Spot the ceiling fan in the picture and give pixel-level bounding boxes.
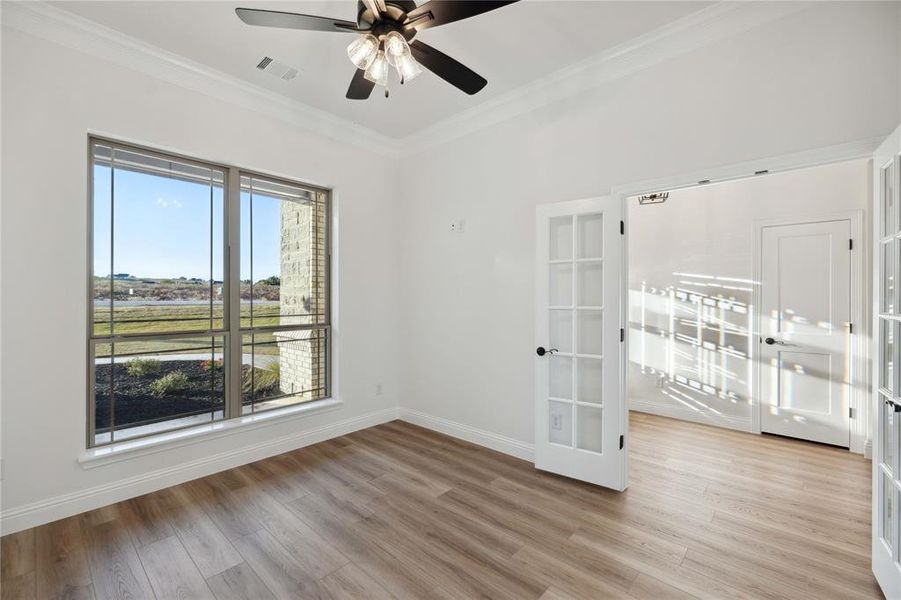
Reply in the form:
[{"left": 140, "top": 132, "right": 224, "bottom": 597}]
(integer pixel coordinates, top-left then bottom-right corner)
[{"left": 236, "top": 1, "right": 520, "bottom": 100}]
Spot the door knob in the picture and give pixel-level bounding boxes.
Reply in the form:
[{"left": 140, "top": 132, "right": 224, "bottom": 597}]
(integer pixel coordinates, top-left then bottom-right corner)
[
  {"left": 764, "top": 337, "right": 785, "bottom": 345},
  {"left": 536, "top": 346, "right": 558, "bottom": 356}
]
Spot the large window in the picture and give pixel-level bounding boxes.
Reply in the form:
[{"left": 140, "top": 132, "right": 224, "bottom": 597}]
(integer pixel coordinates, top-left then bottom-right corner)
[{"left": 89, "top": 139, "right": 330, "bottom": 447}]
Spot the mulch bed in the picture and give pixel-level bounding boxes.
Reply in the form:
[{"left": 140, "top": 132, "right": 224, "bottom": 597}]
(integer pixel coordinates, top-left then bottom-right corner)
[{"left": 94, "top": 360, "right": 276, "bottom": 431}]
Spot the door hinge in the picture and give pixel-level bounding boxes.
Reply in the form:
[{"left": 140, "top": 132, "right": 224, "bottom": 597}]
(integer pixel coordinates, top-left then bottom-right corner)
[
  {"left": 849, "top": 407, "right": 854, "bottom": 419},
  {"left": 848, "top": 323, "right": 853, "bottom": 334},
  {"left": 620, "top": 220, "right": 624, "bottom": 235},
  {"left": 619, "top": 435, "right": 624, "bottom": 450},
  {"left": 620, "top": 328, "right": 625, "bottom": 342},
  {"left": 849, "top": 238, "right": 853, "bottom": 250}
]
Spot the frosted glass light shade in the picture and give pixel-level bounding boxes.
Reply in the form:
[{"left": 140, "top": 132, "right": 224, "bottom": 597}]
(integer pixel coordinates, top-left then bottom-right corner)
[
  {"left": 384, "top": 31, "right": 409, "bottom": 59},
  {"left": 347, "top": 34, "right": 378, "bottom": 69},
  {"left": 363, "top": 50, "right": 389, "bottom": 86},
  {"left": 395, "top": 53, "right": 422, "bottom": 82}
]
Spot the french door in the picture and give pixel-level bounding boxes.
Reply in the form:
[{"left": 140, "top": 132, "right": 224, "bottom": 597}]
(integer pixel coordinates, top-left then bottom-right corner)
[
  {"left": 534, "top": 196, "right": 627, "bottom": 490},
  {"left": 875, "top": 128, "right": 901, "bottom": 598}
]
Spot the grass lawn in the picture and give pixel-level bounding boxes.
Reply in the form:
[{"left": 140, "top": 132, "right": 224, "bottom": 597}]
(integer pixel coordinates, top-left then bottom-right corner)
[{"left": 93, "top": 303, "right": 285, "bottom": 356}]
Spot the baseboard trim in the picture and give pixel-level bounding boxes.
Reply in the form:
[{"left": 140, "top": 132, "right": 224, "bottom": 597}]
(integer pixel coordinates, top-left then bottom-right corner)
[
  {"left": 398, "top": 408, "right": 534, "bottom": 462},
  {"left": 629, "top": 399, "right": 752, "bottom": 433},
  {"left": 0, "top": 407, "right": 399, "bottom": 535}
]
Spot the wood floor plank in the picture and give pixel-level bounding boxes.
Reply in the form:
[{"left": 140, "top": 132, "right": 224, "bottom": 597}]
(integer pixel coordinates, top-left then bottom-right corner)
[
  {"left": 206, "top": 562, "right": 275, "bottom": 600},
  {"left": 231, "top": 529, "right": 323, "bottom": 598},
  {"left": 113, "top": 493, "right": 175, "bottom": 549},
  {"left": 80, "top": 517, "right": 154, "bottom": 600},
  {"left": 0, "top": 413, "right": 881, "bottom": 599},
  {"left": 0, "top": 529, "right": 34, "bottom": 580},
  {"left": 628, "top": 573, "right": 699, "bottom": 600},
  {"left": 156, "top": 485, "right": 243, "bottom": 579},
  {"left": 0, "top": 573, "right": 36, "bottom": 600},
  {"left": 319, "top": 563, "right": 396, "bottom": 600},
  {"left": 137, "top": 536, "right": 212, "bottom": 600},
  {"left": 34, "top": 516, "right": 94, "bottom": 600}
]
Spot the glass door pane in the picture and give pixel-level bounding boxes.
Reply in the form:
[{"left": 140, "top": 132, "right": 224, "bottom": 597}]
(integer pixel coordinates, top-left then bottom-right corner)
[
  {"left": 884, "top": 397, "right": 895, "bottom": 472},
  {"left": 882, "top": 320, "right": 895, "bottom": 393},
  {"left": 885, "top": 162, "right": 896, "bottom": 238},
  {"left": 883, "top": 241, "right": 894, "bottom": 314}
]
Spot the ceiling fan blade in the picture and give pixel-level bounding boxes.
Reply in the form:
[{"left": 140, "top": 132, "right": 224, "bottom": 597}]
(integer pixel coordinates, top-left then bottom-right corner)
[
  {"left": 361, "top": 0, "right": 387, "bottom": 18},
  {"left": 410, "top": 40, "right": 487, "bottom": 95},
  {"left": 404, "top": 1, "right": 520, "bottom": 31},
  {"left": 346, "top": 69, "right": 376, "bottom": 100},
  {"left": 235, "top": 8, "right": 359, "bottom": 33}
]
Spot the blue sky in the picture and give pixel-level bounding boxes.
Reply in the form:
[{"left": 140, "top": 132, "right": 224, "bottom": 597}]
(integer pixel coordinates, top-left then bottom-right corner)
[{"left": 93, "top": 166, "right": 280, "bottom": 280}]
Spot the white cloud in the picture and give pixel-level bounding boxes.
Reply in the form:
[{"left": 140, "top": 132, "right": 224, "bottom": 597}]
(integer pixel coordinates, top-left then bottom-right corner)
[{"left": 156, "top": 197, "right": 183, "bottom": 209}]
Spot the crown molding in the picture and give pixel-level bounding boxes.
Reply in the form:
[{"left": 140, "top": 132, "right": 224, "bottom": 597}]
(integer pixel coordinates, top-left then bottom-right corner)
[
  {"left": 0, "top": 1, "right": 404, "bottom": 159},
  {"left": 398, "top": 1, "right": 812, "bottom": 157},
  {"left": 609, "top": 135, "right": 884, "bottom": 197}
]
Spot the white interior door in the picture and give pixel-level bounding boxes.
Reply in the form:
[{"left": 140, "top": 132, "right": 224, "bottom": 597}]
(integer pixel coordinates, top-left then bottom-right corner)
[
  {"left": 759, "top": 219, "right": 851, "bottom": 447},
  {"left": 534, "top": 196, "right": 627, "bottom": 490},
  {"left": 874, "top": 132, "right": 901, "bottom": 598}
]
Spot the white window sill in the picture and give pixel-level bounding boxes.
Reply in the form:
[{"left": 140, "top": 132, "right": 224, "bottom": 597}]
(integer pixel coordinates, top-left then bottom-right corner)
[{"left": 78, "top": 398, "right": 343, "bottom": 469}]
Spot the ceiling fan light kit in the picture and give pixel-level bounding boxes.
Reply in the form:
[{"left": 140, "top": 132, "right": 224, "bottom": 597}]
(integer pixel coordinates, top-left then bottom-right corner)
[
  {"left": 363, "top": 49, "right": 390, "bottom": 86},
  {"left": 235, "top": 1, "right": 520, "bottom": 100},
  {"left": 347, "top": 34, "right": 379, "bottom": 69}
]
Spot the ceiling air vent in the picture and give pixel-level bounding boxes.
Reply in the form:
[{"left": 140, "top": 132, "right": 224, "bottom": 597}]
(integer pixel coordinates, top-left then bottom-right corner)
[{"left": 256, "top": 56, "right": 299, "bottom": 82}]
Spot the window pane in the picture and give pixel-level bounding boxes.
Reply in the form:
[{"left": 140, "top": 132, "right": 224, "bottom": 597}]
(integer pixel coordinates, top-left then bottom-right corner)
[
  {"left": 241, "top": 329, "right": 328, "bottom": 414},
  {"left": 883, "top": 241, "right": 895, "bottom": 314},
  {"left": 240, "top": 175, "right": 327, "bottom": 328},
  {"left": 548, "top": 400, "right": 573, "bottom": 446},
  {"left": 882, "top": 319, "right": 894, "bottom": 393},
  {"left": 885, "top": 162, "right": 896, "bottom": 238},
  {"left": 884, "top": 473, "right": 894, "bottom": 549},
  {"left": 576, "top": 213, "right": 603, "bottom": 259},
  {"left": 93, "top": 336, "right": 225, "bottom": 445},
  {"left": 549, "top": 216, "right": 573, "bottom": 260},
  {"left": 93, "top": 145, "right": 113, "bottom": 336},
  {"left": 884, "top": 396, "right": 894, "bottom": 472},
  {"left": 92, "top": 144, "right": 225, "bottom": 335},
  {"left": 576, "top": 405, "right": 603, "bottom": 453}
]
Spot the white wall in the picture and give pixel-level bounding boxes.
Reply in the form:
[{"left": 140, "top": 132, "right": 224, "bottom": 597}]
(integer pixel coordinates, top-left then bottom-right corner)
[
  {"left": 0, "top": 27, "right": 402, "bottom": 530},
  {"left": 397, "top": 2, "right": 899, "bottom": 450},
  {"left": 627, "top": 159, "right": 869, "bottom": 431}
]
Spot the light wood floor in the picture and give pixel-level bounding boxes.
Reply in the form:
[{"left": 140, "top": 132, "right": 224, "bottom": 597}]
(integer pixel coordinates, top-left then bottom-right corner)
[{"left": 0, "top": 412, "right": 882, "bottom": 599}]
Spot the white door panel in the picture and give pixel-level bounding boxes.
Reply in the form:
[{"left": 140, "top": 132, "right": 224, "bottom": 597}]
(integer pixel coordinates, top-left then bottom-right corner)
[
  {"left": 759, "top": 220, "right": 851, "bottom": 447},
  {"left": 875, "top": 137, "right": 901, "bottom": 598},
  {"left": 535, "top": 196, "right": 626, "bottom": 490}
]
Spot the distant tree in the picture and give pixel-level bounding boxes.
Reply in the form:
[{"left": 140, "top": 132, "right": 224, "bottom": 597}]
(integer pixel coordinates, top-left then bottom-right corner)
[{"left": 258, "top": 275, "right": 280, "bottom": 286}]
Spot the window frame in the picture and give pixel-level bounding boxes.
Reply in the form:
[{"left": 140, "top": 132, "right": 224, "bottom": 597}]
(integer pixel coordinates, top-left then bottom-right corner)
[{"left": 86, "top": 136, "right": 332, "bottom": 448}]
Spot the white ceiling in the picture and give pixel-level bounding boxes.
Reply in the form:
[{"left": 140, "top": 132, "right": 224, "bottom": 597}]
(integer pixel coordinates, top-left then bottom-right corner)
[{"left": 51, "top": 1, "right": 710, "bottom": 138}]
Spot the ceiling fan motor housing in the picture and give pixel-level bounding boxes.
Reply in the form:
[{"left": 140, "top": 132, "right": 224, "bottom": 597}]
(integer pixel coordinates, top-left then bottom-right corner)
[{"left": 357, "top": 0, "right": 419, "bottom": 40}]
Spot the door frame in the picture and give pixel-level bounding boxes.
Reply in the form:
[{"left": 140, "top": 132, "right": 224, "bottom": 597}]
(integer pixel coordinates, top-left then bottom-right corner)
[
  {"left": 534, "top": 195, "right": 630, "bottom": 491},
  {"left": 750, "top": 210, "right": 866, "bottom": 453}
]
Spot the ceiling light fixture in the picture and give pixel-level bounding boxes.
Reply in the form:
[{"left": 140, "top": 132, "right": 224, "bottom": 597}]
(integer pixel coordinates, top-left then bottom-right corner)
[
  {"left": 350, "top": 30, "right": 422, "bottom": 89},
  {"left": 236, "top": 1, "right": 524, "bottom": 101},
  {"left": 347, "top": 34, "right": 379, "bottom": 70},
  {"left": 363, "top": 48, "right": 389, "bottom": 87}
]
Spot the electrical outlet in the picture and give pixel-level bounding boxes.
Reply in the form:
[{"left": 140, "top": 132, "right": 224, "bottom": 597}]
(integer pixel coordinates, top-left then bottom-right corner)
[
  {"left": 551, "top": 414, "right": 562, "bottom": 430},
  {"left": 450, "top": 219, "right": 466, "bottom": 234}
]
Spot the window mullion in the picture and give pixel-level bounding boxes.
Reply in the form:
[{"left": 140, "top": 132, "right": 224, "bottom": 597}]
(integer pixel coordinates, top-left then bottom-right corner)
[{"left": 226, "top": 167, "right": 243, "bottom": 420}]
